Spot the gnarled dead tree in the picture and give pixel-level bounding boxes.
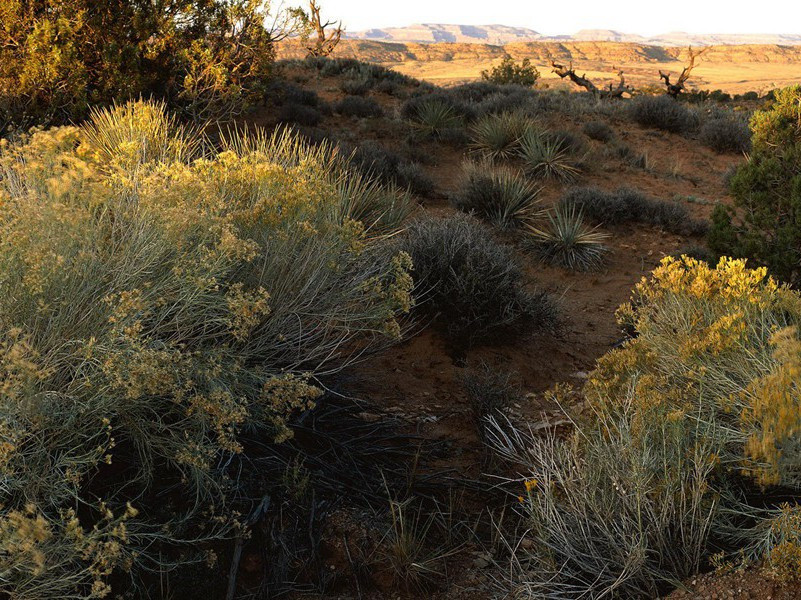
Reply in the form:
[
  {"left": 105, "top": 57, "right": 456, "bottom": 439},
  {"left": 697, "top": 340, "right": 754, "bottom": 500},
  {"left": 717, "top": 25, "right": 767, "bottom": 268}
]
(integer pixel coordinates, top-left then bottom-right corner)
[
  {"left": 551, "top": 61, "right": 633, "bottom": 98},
  {"left": 659, "top": 46, "right": 708, "bottom": 97},
  {"left": 306, "top": 1, "right": 343, "bottom": 57}
]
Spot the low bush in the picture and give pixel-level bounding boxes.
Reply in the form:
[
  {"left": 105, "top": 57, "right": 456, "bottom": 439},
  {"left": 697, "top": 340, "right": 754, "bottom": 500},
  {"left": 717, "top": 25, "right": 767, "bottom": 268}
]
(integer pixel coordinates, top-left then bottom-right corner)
[
  {"left": 630, "top": 95, "right": 699, "bottom": 133},
  {"left": 335, "top": 95, "right": 383, "bottom": 118},
  {"left": 583, "top": 120, "right": 614, "bottom": 142},
  {"left": 494, "top": 256, "right": 801, "bottom": 597},
  {"left": 451, "top": 161, "right": 543, "bottom": 228},
  {"left": 699, "top": 117, "right": 752, "bottom": 153},
  {"left": 400, "top": 214, "right": 556, "bottom": 345},
  {"left": 0, "top": 101, "right": 413, "bottom": 597},
  {"left": 347, "top": 141, "right": 435, "bottom": 197},
  {"left": 561, "top": 187, "right": 708, "bottom": 236},
  {"left": 341, "top": 77, "right": 373, "bottom": 96},
  {"left": 278, "top": 103, "right": 323, "bottom": 126},
  {"left": 401, "top": 92, "right": 476, "bottom": 123},
  {"left": 527, "top": 205, "right": 609, "bottom": 271},
  {"left": 544, "top": 128, "right": 586, "bottom": 155}
]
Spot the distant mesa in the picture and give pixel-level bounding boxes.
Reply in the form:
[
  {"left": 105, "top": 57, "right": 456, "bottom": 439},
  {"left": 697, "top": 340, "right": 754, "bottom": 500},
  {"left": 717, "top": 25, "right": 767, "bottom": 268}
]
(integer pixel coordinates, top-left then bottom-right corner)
[{"left": 344, "top": 24, "right": 801, "bottom": 46}]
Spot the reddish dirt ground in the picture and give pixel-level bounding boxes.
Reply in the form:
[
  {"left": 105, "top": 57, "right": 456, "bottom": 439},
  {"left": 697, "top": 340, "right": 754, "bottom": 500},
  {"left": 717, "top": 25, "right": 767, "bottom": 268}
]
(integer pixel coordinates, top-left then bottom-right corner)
[{"left": 250, "top": 66, "right": 796, "bottom": 599}]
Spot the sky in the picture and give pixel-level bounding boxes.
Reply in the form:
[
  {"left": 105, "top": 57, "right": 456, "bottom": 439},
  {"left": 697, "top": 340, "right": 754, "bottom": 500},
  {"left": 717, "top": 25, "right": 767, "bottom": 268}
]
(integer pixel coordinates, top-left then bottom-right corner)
[{"left": 311, "top": 0, "right": 801, "bottom": 36}]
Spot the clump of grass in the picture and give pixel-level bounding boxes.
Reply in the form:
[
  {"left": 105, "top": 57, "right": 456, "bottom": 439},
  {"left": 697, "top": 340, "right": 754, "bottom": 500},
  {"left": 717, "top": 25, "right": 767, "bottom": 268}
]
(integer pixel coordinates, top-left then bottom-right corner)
[
  {"left": 468, "top": 112, "right": 532, "bottom": 160},
  {"left": 527, "top": 205, "right": 609, "bottom": 270},
  {"left": 462, "top": 363, "right": 521, "bottom": 441},
  {"left": 629, "top": 95, "right": 699, "bottom": 133},
  {"left": 451, "top": 161, "right": 543, "bottom": 228},
  {"left": 518, "top": 131, "right": 581, "bottom": 182},
  {"left": 560, "top": 186, "right": 708, "bottom": 236},
  {"left": 400, "top": 214, "right": 557, "bottom": 345},
  {"left": 699, "top": 116, "right": 752, "bottom": 153}
]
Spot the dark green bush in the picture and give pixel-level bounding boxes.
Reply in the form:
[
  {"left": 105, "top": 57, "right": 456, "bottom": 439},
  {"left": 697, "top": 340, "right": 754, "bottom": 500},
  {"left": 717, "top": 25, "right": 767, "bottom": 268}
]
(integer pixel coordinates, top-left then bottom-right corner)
[
  {"left": 561, "top": 187, "right": 708, "bottom": 236},
  {"left": 708, "top": 85, "right": 801, "bottom": 284},
  {"left": 481, "top": 56, "right": 540, "bottom": 87},
  {"left": 630, "top": 95, "right": 699, "bottom": 133},
  {"left": 401, "top": 214, "right": 556, "bottom": 344},
  {"left": 699, "top": 117, "right": 751, "bottom": 153},
  {"left": 335, "top": 95, "right": 383, "bottom": 118},
  {"left": 0, "top": 0, "right": 286, "bottom": 129}
]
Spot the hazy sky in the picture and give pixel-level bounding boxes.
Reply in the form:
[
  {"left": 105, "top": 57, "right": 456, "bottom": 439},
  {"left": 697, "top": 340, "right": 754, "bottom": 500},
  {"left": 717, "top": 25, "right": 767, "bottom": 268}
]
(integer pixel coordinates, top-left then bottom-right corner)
[{"left": 312, "top": 0, "right": 801, "bottom": 36}]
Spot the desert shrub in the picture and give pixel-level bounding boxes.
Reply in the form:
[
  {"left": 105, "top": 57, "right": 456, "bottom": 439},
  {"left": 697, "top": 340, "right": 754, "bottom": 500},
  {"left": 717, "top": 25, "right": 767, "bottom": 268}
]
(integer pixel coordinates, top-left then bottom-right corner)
[
  {"left": 448, "top": 81, "right": 508, "bottom": 103},
  {"left": 462, "top": 363, "right": 521, "bottom": 441},
  {"left": 699, "top": 117, "right": 752, "bottom": 153},
  {"left": 340, "top": 77, "right": 372, "bottom": 96},
  {"left": 494, "top": 256, "right": 801, "bottom": 597},
  {"left": 278, "top": 103, "right": 323, "bottom": 126},
  {"left": 630, "top": 95, "right": 699, "bottom": 133},
  {"left": 0, "top": 0, "right": 290, "bottom": 129},
  {"left": 347, "top": 141, "right": 434, "bottom": 197},
  {"left": 708, "top": 85, "right": 801, "bottom": 285},
  {"left": 401, "top": 92, "right": 475, "bottom": 123},
  {"left": 451, "top": 161, "right": 543, "bottom": 228},
  {"left": 400, "top": 214, "right": 556, "bottom": 344},
  {"left": 270, "top": 80, "right": 322, "bottom": 107},
  {"left": 583, "top": 120, "right": 614, "bottom": 142},
  {"left": 527, "top": 205, "right": 609, "bottom": 270},
  {"left": 0, "top": 100, "right": 413, "bottom": 598},
  {"left": 561, "top": 186, "right": 708, "bottom": 236},
  {"left": 468, "top": 112, "right": 533, "bottom": 160},
  {"left": 481, "top": 57, "right": 540, "bottom": 87},
  {"left": 518, "top": 131, "right": 581, "bottom": 182},
  {"left": 335, "top": 95, "right": 383, "bottom": 118},
  {"left": 475, "top": 89, "right": 535, "bottom": 116}
]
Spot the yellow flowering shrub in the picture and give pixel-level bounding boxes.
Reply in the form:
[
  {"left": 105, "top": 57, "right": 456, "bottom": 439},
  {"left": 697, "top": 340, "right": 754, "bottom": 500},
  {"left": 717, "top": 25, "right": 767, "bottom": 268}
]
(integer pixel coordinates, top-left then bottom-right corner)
[
  {"left": 593, "top": 255, "right": 801, "bottom": 486},
  {"left": 0, "top": 101, "right": 412, "bottom": 597},
  {"left": 506, "top": 255, "right": 801, "bottom": 597}
]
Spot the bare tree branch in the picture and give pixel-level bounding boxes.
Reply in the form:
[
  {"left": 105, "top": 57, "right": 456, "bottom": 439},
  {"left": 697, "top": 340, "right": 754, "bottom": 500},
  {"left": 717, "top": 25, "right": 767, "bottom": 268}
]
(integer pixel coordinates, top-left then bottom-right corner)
[
  {"left": 306, "top": 1, "right": 343, "bottom": 57},
  {"left": 551, "top": 61, "right": 632, "bottom": 98},
  {"left": 659, "top": 45, "right": 709, "bottom": 97}
]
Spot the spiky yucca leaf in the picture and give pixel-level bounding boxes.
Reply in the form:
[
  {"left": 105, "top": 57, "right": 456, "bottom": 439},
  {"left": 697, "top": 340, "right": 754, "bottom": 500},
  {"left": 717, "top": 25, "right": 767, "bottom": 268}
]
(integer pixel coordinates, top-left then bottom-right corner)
[
  {"left": 452, "top": 161, "right": 543, "bottom": 228},
  {"left": 518, "top": 131, "right": 581, "bottom": 182},
  {"left": 469, "top": 112, "right": 534, "bottom": 161},
  {"left": 528, "top": 205, "right": 609, "bottom": 270},
  {"left": 409, "top": 99, "right": 461, "bottom": 138}
]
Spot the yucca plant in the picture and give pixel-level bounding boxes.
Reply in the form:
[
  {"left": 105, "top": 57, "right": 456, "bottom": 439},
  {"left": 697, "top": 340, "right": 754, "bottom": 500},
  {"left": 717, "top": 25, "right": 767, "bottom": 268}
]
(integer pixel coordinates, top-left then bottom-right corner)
[
  {"left": 452, "top": 161, "right": 543, "bottom": 228},
  {"left": 409, "top": 99, "right": 461, "bottom": 139},
  {"left": 518, "top": 130, "right": 581, "bottom": 182},
  {"left": 528, "top": 205, "right": 609, "bottom": 270},
  {"left": 469, "top": 112, "right": 534, "bottom": 161}
]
